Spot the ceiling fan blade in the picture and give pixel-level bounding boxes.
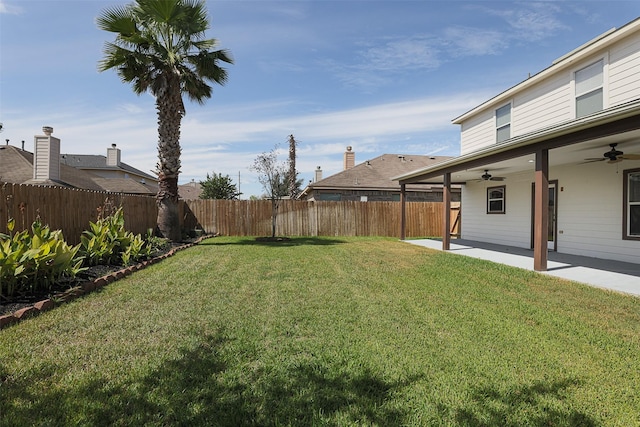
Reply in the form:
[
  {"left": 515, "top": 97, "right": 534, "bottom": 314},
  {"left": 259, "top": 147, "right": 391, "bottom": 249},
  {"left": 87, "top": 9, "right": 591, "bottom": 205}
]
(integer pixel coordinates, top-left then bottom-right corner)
[
  {"left": 621, "top": 154, "right": 640, "bottom": 160},
  {"left": 582, "top": 158, "right": 605, "bottom": 163},
  {"left": 608, "top": 158, "right": 624, "bottom": 164},
  {"left": 490, "top": 177, "right": 506, "bottom": 181}
]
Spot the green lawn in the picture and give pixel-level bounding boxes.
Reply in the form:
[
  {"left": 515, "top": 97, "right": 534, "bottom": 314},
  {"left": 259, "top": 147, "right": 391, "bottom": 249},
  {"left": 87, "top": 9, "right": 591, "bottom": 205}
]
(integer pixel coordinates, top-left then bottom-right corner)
[{"left": 1, "top": 236, "right": 639, "bottom": 426}]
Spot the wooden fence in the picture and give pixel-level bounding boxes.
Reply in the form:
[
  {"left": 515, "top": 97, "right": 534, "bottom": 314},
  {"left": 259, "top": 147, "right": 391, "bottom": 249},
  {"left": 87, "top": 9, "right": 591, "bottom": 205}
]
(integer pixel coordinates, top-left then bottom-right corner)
[
  {"left": 182, "top": 199, "right": 460, "bottom": 238},
  {"left": 0, "top": 183, "right": 157, "bottom": 244},
  {"left": 0, "top": 183, "right": 459, "bottom": 241}
]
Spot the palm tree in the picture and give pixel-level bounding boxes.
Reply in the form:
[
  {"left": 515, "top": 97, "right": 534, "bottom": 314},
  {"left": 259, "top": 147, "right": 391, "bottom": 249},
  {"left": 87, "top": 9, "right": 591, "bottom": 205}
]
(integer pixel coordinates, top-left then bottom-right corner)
[{"left": 97, "top": 0, "right": 232, "bottom": 241}]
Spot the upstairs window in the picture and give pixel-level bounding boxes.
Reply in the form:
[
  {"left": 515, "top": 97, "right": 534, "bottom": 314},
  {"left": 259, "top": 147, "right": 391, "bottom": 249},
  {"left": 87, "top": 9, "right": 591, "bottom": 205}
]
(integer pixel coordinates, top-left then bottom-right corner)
[
  {"left": 575, "top": 59, "right": 603, "bottom": 118},
  {"left": 487, "top": 186, "right": 505, "bottom": 214},
  {"left": 624, "top": 169, "right": 640, "bottom": 240},
  {"left": 496, "top": 103, "right": 511, "bottom": 143}
]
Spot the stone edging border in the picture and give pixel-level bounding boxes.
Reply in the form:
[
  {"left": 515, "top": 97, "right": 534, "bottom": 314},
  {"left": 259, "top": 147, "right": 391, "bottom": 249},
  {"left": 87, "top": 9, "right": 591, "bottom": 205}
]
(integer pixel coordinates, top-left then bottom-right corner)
[{"left": 0, "top": 235, "right": 211, "bottom": 330}]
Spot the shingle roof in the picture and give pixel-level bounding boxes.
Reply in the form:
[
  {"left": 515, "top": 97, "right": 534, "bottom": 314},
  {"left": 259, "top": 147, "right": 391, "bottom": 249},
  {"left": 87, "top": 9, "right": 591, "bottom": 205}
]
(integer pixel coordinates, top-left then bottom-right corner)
[
  {"left": 309, "top": 154, "right": 453, "bottom": 191},
  {"left": 60, "top": 154, "right": 156, "bottom": 181},
  {"left": 0, "top": 145, "right": 155, "bottom": 194},
  {"left": 178, "top": 182, "right": 202, "bottom": 200}
]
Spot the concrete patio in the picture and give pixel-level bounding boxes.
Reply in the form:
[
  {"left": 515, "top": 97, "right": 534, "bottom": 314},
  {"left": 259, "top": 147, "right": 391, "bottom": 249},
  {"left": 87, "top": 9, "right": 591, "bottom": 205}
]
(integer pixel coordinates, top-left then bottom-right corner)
[{"left": 404, "top": 238, "right": 640, "bottom": 297}]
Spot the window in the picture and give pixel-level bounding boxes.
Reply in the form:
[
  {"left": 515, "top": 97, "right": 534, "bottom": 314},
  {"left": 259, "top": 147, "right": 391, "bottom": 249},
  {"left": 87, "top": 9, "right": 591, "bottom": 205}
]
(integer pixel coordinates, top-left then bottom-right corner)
[
  {"left": 496, "top": 103, "right": 511, "bottom": 143},
  {"left": 487, "top": 186, "right": 505, "bottom": 214},
  {"left": 575, "top": 60, "right": 603, "bottom": 118},
  {"left": 624, "top": 169, "right": 640, "bottom": 240}
]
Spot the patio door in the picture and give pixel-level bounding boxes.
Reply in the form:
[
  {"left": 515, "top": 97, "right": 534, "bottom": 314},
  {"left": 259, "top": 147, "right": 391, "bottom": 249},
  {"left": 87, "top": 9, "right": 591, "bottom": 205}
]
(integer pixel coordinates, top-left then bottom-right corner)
[{"left": 531, "top": 180, "right": 558, "bottom": 252}]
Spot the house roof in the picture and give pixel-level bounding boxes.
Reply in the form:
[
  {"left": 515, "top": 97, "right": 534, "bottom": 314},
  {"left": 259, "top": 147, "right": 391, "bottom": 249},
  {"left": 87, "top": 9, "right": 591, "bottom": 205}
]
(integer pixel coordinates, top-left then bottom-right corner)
[
  {"left": 0, "top": 144, "right": 156, "bottom": 194},
  {"left": 305, "top": 154, "right": 454, "bottom": 193},
  {"left": 452, "top": 16, "right": 640, "bottom": 124},
  {"left": 178, "top": 182, "right": 202, "bottom": 200},
  {"left": 60, "top": 154, "right": 157, "bottom": 181}
]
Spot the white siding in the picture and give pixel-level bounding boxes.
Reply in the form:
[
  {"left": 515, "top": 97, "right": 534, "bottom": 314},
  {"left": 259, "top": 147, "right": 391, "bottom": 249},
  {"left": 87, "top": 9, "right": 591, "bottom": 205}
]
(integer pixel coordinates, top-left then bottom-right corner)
[
  {"left": 609, "top": 32, "right": 640, "bottom": 106},
  {"left": 512, "top": 73, "right": 572, "bottom": 135},
  {"left": 461, "top": 161, "right": 640, "bottom": 264},
  {"left": 460, "top": 110, "right": 494, "bottom": 155},
  {"left": 459, "top": 29, "right": 640, "bottom": 153},
  {"left": 461, "top": 172, "right": 533, "bottom": 249}
]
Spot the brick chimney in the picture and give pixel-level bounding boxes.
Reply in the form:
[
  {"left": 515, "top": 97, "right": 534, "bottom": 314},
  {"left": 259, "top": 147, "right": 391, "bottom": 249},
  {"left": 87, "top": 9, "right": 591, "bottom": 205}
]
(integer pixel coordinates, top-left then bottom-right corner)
[
  {"left": 343, "top": 146, "right": 355, "bottom": 170},
  {"left": 314, "top": 166, "right": 323, "bottom": 182},
  {"left": 33, "top": 126, "right": 61, "bottom": 181},
  {"left": 107, "top": 143, "right": 121, "bottom": 167}
]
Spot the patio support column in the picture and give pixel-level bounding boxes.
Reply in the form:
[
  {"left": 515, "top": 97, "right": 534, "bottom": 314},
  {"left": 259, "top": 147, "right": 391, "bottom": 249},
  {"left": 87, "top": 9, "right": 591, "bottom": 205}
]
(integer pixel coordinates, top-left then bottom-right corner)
[
  {"left": 534, "top": 149, "right": 549, "bottom": 271},
  {"left": 443, "top": 172, "right": 451, "bottom": 250},
  {"left": 400, "top": 183, "right": 406, "bottom": 240}
]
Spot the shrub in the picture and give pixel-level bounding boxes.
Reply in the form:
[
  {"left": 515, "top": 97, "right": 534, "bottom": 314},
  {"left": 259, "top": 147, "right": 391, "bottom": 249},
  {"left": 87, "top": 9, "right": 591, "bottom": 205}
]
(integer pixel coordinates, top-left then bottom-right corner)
[
  {"left": 0, "top": 218, "right": 83, "bottom": 299},
  {"left": 80, "top": 209, "right": 170, "bottom": 266}
]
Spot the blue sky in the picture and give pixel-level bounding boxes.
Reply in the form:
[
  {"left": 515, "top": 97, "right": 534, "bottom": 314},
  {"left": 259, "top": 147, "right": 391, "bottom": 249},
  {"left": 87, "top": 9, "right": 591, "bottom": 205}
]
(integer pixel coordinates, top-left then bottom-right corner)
[{"left": 1, "top": 1, "right": 639, "bottom": 198}]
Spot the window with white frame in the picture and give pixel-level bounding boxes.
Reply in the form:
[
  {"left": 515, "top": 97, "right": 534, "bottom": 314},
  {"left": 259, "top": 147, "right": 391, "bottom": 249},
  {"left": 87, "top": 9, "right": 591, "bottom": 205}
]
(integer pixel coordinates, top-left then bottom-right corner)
[
  {"left": 575, "top": 59, "right": 603, "bottom": 118},
  {"left": 624, "top": 169, "right": 640, "bottom": 240},
  {"left": 496, "top": 103, "right": 511, "bottom": 143},
  {"left": 487, "top": 186, "right": 505, "bottom": 214}
]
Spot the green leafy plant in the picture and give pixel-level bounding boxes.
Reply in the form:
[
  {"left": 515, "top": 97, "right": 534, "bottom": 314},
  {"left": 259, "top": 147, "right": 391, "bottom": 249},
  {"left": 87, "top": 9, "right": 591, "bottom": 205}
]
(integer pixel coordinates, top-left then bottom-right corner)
[
  {"left": 79, "top": 207, "right": 134, "bottom": 266},
  {"left": 80, "top": 209, "right": 170, "bottom": 267},
  {"left": 0, "top": 218, "right": 83, "bottom": 299}
]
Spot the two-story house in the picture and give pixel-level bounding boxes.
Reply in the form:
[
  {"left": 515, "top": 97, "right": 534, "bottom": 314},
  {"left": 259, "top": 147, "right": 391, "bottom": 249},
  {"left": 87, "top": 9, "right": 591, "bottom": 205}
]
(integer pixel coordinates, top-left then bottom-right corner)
[{"left": 395, "top": 17, "right": 640, "bottom": 271}]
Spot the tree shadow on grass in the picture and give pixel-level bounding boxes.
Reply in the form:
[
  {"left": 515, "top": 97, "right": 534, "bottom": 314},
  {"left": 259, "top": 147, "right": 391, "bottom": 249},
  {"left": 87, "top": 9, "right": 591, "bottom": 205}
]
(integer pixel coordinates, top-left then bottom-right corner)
[
  {"left": 1, "top": 329, "right": 416, "bottom": 426},
  {"left": 444, "top": 378, "right": 598, "bottom": 426},
  {"left": 200, "top": 236, "right": 347, "bottom": 247}
]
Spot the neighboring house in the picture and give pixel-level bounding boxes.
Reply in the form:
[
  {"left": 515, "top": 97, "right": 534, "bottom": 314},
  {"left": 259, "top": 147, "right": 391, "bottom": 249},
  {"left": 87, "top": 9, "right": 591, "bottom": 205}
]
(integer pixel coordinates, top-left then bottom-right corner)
[
  {"left": 178, "top": 180, "right": 203, "bottom": 200},
  {"left": 395, "top": 17, "right": 640, "bottom": 271},
  {"left": 298, "top": 146, "right": 459, "bottom": 202},
  {"left": 0, "top": 127, "right": 158, "bottom": 195}
]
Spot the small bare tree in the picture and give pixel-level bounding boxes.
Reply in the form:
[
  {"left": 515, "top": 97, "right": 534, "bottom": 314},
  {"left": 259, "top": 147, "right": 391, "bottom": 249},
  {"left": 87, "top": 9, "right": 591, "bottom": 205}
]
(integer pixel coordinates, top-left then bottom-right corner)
[{"left": 250, "top": 146, "right": 288, "bottom": 238}]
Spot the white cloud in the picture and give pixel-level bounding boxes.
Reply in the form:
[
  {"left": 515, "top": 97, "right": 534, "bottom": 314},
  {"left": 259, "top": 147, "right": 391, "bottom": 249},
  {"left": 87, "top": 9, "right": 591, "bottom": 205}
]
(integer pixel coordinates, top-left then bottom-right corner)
[
  {"left": 485, "top": 2, "right": 568, "bottom": 42},
  {"left": 359, "top": 36, "right": 441, "bottom": 72},
  {"left": 0, "top": 0, "right": 23, "bottom": 14},
  {"left": 443, "top": 26, "right": 507, "bottom": 57}
]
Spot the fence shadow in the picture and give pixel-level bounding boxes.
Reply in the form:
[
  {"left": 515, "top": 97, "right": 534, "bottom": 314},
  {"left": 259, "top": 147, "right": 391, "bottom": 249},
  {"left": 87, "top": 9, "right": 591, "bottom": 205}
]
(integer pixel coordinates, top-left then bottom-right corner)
[
  {"left": 199, "top": 236, "right": 347, "bottom": 247},
  {"left": 1, "top": 329, "right": 418, "bottom": 425}
]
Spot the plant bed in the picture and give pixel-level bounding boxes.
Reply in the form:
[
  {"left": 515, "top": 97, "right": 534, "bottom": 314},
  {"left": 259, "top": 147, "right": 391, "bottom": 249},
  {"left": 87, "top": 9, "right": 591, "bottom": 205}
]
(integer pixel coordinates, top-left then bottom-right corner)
[{"left": 0, "top": 238, "right": 203, "bottom": 324}]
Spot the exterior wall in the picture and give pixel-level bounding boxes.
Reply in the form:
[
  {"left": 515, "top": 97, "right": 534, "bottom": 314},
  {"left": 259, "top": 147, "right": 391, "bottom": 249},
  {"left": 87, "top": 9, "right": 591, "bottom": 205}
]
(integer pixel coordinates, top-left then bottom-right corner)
[
  {"left": 461, "top": 171, "right": 533, "bottom": 248},
  {"left": 609, "top": 32, "right": 640, "bottom": 105},
  {"left": 461, "top": 161, "right": 640, "bottom": 264},
  {"left": 513, "top": 73, "right": 572, "bottom": 136},
  {"left": 460, "top": 111, "right": 494, "bottom": 155},
  {"left": 459, "top": 31, "right": 640, "bottom": 154}
]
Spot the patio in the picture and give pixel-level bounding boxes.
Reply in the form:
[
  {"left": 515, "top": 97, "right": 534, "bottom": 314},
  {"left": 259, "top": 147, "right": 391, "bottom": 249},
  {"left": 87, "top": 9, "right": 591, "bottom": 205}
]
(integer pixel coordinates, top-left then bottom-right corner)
[{"left": 405, "top": 238, "right": 640, "bottom": 297}]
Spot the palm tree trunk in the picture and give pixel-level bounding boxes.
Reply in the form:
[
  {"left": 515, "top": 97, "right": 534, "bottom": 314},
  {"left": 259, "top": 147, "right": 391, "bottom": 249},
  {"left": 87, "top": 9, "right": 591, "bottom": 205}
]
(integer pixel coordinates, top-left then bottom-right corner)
[{"left": 155, "top": 74, "right": 183, "bottom": 242}]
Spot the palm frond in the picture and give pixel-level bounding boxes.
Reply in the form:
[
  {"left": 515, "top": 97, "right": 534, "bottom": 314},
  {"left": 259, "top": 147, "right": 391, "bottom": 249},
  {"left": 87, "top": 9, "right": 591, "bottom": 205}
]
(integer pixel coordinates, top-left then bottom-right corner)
[{"left": 96, "top": 5, "right": 137, "bottom": 36}]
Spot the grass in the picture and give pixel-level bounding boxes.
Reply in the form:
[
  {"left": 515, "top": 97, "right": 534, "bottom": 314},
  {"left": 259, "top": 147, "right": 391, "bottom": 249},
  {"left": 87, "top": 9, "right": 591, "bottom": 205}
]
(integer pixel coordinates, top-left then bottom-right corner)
[{"left": 1, "top": 236, "right": 639, "bottom": 426}]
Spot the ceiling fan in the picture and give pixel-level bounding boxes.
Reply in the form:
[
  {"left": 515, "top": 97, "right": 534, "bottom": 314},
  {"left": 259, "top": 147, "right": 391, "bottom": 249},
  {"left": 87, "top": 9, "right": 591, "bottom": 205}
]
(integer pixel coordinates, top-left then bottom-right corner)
[
  {"left": 584, "top": 143, "right": 640, "bottom": 163},
  {"left": 472, "top": 170, "right": 505, "bottom": 182}
]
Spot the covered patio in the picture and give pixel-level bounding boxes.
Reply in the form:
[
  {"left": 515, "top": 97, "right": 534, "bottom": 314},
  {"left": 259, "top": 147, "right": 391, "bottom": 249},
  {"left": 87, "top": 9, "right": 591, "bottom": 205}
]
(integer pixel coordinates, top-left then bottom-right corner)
[
  {"left": 395, "top": 100, "right": 640, "bottom": 272},
  {"left": 405, "top": 238, "right": 640, "bottom": 297}
]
